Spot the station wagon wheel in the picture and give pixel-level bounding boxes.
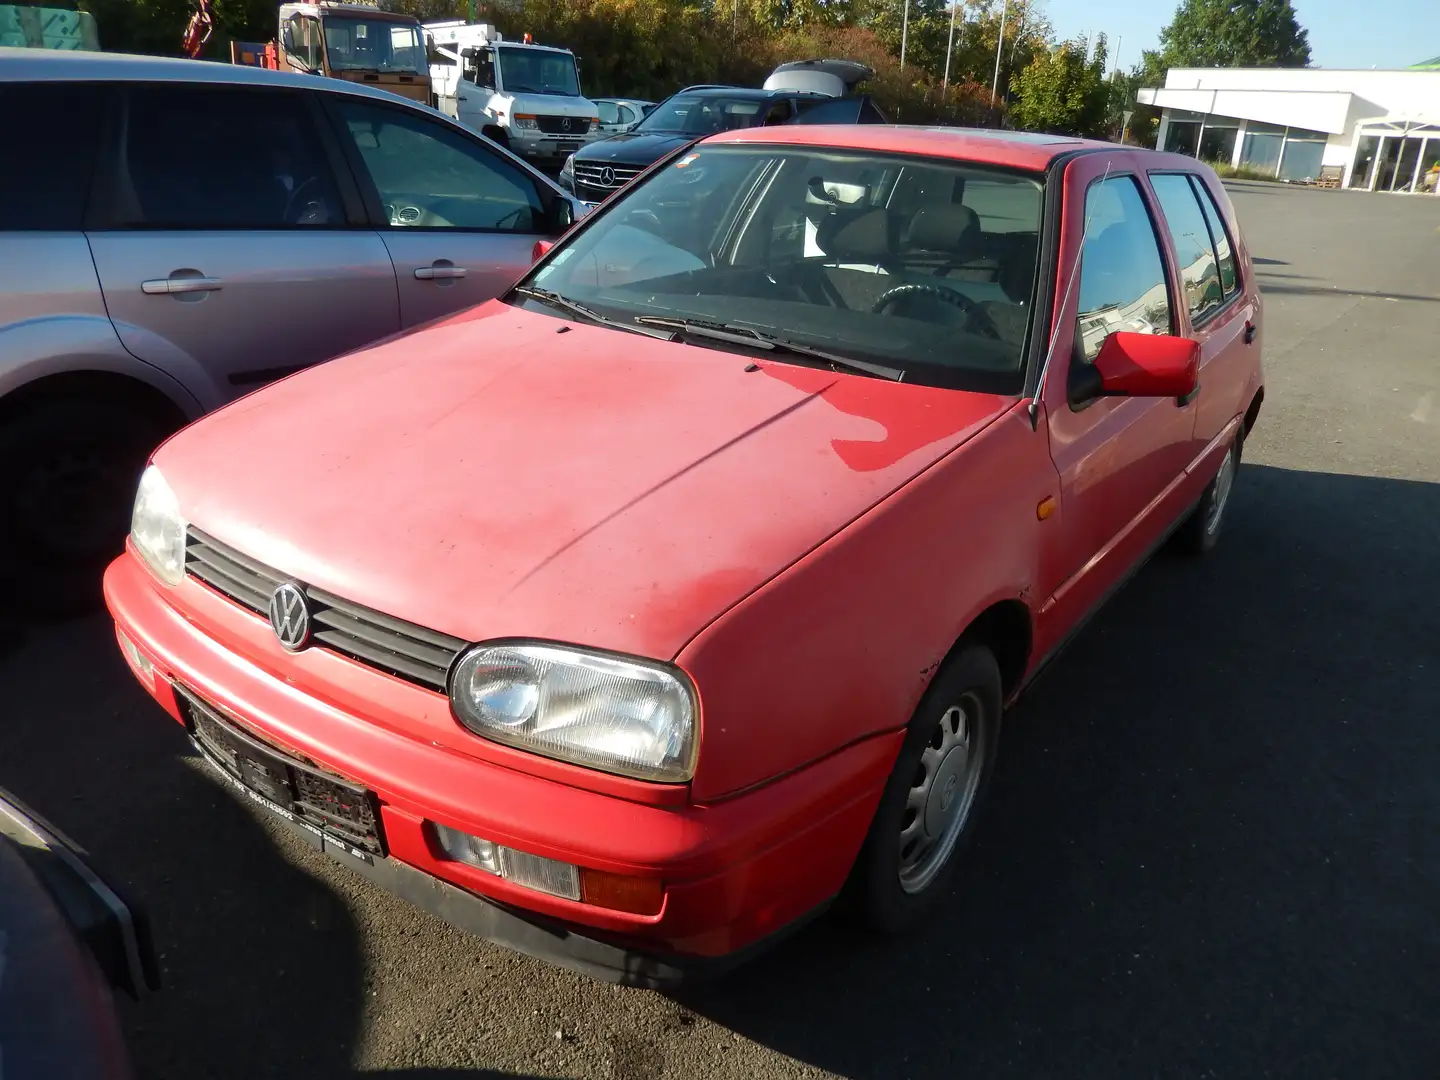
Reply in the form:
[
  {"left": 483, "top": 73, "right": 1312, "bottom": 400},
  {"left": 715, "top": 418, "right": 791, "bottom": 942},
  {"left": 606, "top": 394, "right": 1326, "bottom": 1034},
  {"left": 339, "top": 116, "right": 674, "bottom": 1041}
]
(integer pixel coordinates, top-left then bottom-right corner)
[
  {"left": 845, "top": 643, "right": 1002, "bottom": 934},
  {"left": 1174, "top": 426, "right": 1243, "bottom": 556}
]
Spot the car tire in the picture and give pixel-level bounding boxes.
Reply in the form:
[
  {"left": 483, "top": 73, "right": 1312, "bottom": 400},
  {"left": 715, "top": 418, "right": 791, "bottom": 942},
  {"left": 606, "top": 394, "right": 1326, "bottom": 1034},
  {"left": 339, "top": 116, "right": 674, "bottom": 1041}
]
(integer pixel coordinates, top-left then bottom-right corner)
[
  {"left": 0, "top": 398, "right": 167, "bottom": 616},
  {"left": 844, "top": 643, "right": 1003, "bottom": 935},
  {"left": 1173, "top": 426, "right": 1243, "bottom": 557}
]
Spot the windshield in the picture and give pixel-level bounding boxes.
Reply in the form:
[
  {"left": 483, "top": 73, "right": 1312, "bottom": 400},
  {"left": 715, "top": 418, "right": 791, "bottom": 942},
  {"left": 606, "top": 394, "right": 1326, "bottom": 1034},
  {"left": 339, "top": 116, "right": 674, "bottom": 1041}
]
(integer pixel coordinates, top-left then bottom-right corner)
[
  {"left": 523, "top": 146, "right": 1045, "bottom": 392},
  {"left": 496, "top": 46, "right": 580, "bottom": 96},
  {"left": 635, "top": 95, "right": 768, "bottom": 136},
  {"left": 323, "top": 17, "right": 426, "bottom": 76}
]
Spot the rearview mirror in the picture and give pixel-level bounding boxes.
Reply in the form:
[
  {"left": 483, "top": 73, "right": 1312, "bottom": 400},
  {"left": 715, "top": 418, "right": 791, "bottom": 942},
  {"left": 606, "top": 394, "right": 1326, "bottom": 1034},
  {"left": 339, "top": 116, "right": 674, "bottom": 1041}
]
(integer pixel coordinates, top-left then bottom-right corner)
[
  {"left": 549, "top": 198, "right": 576, "bottom": 234},
  {"left": 1073, "top": 332, "right": 1199, "bottom": 404}
]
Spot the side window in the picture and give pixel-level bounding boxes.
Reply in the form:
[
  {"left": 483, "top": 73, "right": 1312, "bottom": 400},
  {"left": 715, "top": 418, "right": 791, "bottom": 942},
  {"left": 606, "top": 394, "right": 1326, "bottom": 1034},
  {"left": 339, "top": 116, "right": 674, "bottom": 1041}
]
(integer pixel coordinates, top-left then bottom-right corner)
[
  {"left": 619, "top": 104, "right": 638, "bottom": 126},
  {"left": 1075, "top": 176, "right": 1173, "bottom": 363},
  {"left": 0, "top": 82, "right": 103, "bottom": 230},
  {"left": 113, "top": 86, "right": 343, "bottom": 228},
  {"left": 334, "top": 99, "right": 544, "bottom": 232},
  {"left": 285, "top": 14, "right": 321, "bottom": 70},
  {"left": 1190, "top": 177, "right": 1239, "bottom": 300},
  {"left": 596, "top": 100, "right": 619, "bottom": 126},
  {"left": 1149, "top": 173, "right": 1223, "bottom": 324}
]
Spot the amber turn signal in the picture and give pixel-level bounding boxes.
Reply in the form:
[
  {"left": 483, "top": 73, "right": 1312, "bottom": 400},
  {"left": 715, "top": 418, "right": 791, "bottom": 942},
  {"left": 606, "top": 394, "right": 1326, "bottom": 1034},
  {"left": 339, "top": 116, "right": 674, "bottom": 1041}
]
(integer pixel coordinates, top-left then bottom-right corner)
[
  {"left": 1036, "top": 495, "right": 1057, "bottom": 521},
  {"left": 580, "top": 869, "right": 664, "bottom": 915}
]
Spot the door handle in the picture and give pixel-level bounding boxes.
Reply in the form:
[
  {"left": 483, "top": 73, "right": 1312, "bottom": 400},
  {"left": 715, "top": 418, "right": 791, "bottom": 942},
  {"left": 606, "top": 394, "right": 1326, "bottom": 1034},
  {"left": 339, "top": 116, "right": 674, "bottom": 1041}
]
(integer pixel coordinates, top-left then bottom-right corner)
[
  {"left": 142, "top": 276, "right": 223, "bottom": 295},
  {"left": 1177, "top": 384, "right": 1201, "bottom": 407},
  {"left": 1243, "top": 321, "right": 1257, "bottom": 345},
  {"left": 414, "top": 265, "right": 467, "bottom": 280}
]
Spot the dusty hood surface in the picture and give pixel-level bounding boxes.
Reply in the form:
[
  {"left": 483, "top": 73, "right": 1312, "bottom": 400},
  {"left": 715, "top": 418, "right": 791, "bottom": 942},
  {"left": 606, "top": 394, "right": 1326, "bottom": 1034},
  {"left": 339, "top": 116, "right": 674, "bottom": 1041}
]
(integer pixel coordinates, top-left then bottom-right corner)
[{"left": 157, "top": 302, "right": 1011, "bottom": 659}]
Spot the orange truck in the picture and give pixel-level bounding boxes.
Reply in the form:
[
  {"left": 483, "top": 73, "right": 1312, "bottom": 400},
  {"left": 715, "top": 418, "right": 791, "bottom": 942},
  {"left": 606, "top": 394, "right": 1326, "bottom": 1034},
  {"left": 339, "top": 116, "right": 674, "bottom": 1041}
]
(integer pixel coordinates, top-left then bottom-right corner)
[{"left": 229, "top": 0, "right": 434, "bottom": 107}]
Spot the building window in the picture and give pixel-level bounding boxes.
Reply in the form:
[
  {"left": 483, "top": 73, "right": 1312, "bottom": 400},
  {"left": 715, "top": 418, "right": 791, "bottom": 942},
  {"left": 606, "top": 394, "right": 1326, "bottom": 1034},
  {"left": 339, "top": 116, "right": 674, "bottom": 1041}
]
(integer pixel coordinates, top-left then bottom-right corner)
[
  {"left": 1164, "top": 121, "right": 1200, "bottom": 156},
  {"left": 1198, "top": 123, "right": 1239, "bottom": 166},
  {"left": 1278, "top": 134, "right": 1327, "bottom": 182},
  {"left": 1240, "top": 120, "right": 1285, "bottom": 175},
  {"left": 1349, "top": 135, "right": 1380, "bottom": 188}
]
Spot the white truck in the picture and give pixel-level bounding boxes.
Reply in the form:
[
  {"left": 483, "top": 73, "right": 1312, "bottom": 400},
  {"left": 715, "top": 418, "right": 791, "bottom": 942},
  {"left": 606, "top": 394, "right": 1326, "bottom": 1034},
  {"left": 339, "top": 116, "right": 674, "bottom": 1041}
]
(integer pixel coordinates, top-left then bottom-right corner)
[{"left": 424, "top": 22, "right": 601, "bottom": 170}]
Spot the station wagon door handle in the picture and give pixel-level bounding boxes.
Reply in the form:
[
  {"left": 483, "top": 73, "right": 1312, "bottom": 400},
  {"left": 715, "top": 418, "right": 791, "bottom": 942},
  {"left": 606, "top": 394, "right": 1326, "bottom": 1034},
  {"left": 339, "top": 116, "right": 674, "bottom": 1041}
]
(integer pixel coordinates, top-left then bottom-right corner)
[
  {"left": 1244, "top": 321, "right": 1257, "bottom": 345},
  {"left": 413, "top": 264, "right": 468, "bottom": 280},
  {"left": 142, "top": 276, "right": 223, "bottom": 295},
  {"left": 1177, "top": 384, "right": 1201, "bottom": 407}
]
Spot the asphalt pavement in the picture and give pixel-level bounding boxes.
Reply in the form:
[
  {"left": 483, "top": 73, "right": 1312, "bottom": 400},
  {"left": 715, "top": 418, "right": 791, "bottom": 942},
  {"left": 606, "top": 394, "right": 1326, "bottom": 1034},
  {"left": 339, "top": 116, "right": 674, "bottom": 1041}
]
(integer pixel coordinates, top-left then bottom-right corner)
[{"left": 2, "top": 181, "right": 1438, "bottom": 1080}]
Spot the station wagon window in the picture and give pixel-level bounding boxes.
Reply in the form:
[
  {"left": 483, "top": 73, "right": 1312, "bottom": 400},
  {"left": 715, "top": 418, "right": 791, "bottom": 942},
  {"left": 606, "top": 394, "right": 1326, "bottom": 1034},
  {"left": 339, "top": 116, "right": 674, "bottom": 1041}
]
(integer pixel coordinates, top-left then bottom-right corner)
[
  {"left": 1149, "top": 173, "right": 1224, "bottom": 324},
  {"left": 111, "top": 86, "right": 343, "bottom": 229},
  {"left": 1190, "top": 178, "right": 1239, "bottom": 300},
  {"left": 1075, "top": 176, "right": 1173, "bottom": 362},
  {"left": 334, "top": 99, "right": 544, "bottom": 232},
  {"left": 524, "top": 146, "right": 1044, "bottom": 393},
  {"left": 0, "top": 82, "right": 102, "bottom": 230}
]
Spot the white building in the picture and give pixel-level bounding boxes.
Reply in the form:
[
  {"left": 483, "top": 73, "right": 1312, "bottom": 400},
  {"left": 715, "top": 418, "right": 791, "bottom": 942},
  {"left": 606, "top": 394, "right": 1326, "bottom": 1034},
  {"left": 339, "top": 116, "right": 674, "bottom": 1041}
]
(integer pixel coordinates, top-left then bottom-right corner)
[{"left": 1138, "top": 64, "right": 1440, "bottom": 193}]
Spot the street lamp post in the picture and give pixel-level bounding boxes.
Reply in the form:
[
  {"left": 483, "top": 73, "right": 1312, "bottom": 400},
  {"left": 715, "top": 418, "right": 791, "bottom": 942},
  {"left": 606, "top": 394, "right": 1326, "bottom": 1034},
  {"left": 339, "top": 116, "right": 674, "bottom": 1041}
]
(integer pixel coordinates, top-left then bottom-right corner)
[
  {"left": 900, "top": 0, "right": 910, "bottom": 70},
  {"left": 943, "top": 0, "right": 959, "bottom": 89}
]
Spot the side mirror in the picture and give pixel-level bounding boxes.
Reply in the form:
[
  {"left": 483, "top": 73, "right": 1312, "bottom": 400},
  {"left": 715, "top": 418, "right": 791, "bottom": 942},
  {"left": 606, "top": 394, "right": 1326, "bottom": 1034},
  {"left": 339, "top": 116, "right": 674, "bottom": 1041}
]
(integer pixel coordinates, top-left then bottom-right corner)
[
  {"left": 532, "top": 239, "right": 554, "bottom": 262},
  {"left": 1073, "top": 332, "right": 1199, "bottom": 404}
]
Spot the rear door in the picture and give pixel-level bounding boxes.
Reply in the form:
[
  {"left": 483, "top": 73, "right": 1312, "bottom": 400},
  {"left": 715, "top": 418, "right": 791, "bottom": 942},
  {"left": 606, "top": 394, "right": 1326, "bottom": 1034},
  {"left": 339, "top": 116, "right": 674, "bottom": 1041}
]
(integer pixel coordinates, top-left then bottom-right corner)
[
  {"left": 86, "top": 83, "right": 399, "bottom": 406},
  {"left": 322, "top": 94, "right": 554, "bottom": 328},
  {"left": 1146, "top": 170, "right": 1259, "bottom": 455}
]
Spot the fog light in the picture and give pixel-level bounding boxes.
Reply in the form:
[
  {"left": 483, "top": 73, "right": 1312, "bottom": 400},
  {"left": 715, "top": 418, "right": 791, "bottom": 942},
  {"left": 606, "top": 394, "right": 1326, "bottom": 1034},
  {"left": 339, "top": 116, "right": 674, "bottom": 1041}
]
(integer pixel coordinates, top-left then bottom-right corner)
[
  {"left": 431, "top": 823, "right": 580, "bottom": 901},
  {"left": 433, "top": 823, "right": 500, "bottom": 873},
  {"left": 117, "top": 629, "right": 155, "bottom": 688}
]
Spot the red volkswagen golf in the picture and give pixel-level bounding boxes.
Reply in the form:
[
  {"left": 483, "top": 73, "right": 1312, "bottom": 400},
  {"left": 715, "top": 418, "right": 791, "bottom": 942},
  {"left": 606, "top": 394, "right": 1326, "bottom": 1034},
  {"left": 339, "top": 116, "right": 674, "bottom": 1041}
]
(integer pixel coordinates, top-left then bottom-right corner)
[{"left": 106, "top": 126, "right": 1263, "bottom": 985}]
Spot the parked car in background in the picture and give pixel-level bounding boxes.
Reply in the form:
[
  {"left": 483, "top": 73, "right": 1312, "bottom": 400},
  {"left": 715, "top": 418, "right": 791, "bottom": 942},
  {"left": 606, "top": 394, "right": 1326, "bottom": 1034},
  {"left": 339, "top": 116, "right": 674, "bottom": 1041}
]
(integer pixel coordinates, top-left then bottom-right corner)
[
  {"left": 105, "top": 126, "right": 1263, "bottom": 986},
  {"left": 0, "top": 47, "right": 581, "bottom": 612},
  {"left": 558, "top": 82, "right": 886, "bottom": 202},
  {"left": 0, "top": 787, "right": 159, "bottom": 1079},
  {"left": 593, "top": 96, "right": 654, "bottom": 134}
]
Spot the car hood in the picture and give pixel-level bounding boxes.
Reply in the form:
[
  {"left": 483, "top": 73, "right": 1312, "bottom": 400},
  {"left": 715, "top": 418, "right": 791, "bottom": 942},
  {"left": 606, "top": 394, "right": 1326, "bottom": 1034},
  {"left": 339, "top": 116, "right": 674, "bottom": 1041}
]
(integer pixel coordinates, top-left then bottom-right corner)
[
  {"left": 575, "top": 131, "right": 692, "bottom": 167},
  {"left": 157, "top": 303, "right": 1012, "bottom": 660}
]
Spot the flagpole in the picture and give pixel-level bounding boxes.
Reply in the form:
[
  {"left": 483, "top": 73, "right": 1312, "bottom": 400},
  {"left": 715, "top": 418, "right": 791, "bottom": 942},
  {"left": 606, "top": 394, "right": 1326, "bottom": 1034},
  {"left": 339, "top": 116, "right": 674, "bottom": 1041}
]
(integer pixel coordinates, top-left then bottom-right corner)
[
  {"left": 900, "top": 0, "right": 910, "bottom": 70},
  {"left": 990, "top": 0, "right": 1008, "bottom": 100},
  {"left": 943, "top": 0, "right": 959, "bottom": 89}
]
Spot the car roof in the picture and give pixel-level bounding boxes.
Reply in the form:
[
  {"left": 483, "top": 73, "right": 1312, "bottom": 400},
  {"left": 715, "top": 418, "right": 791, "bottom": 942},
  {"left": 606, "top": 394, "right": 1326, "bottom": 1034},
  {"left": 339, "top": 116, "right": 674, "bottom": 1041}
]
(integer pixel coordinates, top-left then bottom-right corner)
[
  {"left": 708, "top": 124, "right": 1121, "bottom": 169},
  {"left": 0, "top": 46, "right": 412, "bottom": 105},
  {"left": 671, "top": 85, "right": 829, "bottom": 101}
]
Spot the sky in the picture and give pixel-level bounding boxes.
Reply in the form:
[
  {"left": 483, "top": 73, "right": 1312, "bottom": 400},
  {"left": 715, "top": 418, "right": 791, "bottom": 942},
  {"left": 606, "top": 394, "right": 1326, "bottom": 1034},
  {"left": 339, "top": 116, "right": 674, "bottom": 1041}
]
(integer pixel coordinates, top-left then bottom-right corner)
[{"left": 1042, "top": 0, "right": 1440, "bottom": 73}]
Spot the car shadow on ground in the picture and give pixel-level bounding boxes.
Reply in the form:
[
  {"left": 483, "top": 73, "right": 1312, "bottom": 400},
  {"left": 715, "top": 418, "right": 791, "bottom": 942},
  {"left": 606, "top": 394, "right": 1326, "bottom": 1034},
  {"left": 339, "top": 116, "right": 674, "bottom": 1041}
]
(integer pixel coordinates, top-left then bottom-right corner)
[
  {"left": 675, "top": 464, "right": 1440, "bottom": 1078},
  {"left": 2, "top": 464, "right": 1437, "bottom": 1078}
]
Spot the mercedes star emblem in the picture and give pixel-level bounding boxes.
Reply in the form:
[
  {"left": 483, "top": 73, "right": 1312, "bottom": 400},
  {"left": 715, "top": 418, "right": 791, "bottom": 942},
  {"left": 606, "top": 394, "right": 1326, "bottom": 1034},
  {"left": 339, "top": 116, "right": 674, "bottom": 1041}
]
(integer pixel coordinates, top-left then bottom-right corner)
[
  {"left": 269, "top": 582, "right": 311, "bottom": 651},
  {"left": 561, "top": 117, "right": 571, "bottom": 132},
  {"left": 600, "top": 166, "right": 615, "bottom": 187}
]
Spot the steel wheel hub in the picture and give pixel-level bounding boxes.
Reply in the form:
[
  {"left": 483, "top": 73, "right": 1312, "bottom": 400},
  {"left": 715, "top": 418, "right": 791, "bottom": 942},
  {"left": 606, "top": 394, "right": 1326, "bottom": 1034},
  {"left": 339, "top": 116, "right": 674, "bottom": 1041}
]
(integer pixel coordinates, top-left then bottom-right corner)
[
  {"left": 898, "top": 694, "right": 985, "bottom": 895},
  {"left": 1206, "top": 445, "right": 1236, "bottom": 535}
]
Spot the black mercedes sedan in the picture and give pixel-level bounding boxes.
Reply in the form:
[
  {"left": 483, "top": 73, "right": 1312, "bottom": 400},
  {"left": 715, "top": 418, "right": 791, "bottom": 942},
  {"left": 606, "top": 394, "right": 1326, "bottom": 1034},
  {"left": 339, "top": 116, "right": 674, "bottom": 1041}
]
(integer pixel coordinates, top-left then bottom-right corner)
[{"left": 558, "top": 82, "right": 886, "bottom": 203}]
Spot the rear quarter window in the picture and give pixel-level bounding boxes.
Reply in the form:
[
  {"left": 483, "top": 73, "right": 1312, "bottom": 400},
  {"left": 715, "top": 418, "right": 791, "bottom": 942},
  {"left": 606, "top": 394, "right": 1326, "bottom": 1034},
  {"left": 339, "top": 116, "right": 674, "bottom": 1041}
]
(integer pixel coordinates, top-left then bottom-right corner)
[{"left": 0, "top": 82, "right": 104, "bottom": 230}]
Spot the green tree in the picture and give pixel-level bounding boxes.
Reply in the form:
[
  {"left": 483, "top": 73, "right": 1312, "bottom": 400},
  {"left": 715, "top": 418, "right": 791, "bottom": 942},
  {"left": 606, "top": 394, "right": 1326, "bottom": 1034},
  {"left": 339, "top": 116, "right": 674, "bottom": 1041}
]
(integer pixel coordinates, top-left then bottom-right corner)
[
  {"left": 1142, "top": 0, "right": 1310, "bottom": 84},
  {"left": 1009, "top": 33, "right": 1108, "bottom": 137}
]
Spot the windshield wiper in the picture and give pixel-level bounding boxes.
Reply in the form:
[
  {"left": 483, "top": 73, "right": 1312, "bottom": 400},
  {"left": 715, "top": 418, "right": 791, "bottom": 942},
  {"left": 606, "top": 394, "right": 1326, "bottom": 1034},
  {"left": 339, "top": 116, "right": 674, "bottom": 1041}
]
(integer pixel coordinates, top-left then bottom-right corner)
[
  {"left": 513, "top": 287, "right": 676, "bottom": 340},
  {"left": 634, "top": 317, "right": 905, "bottom": 381}
]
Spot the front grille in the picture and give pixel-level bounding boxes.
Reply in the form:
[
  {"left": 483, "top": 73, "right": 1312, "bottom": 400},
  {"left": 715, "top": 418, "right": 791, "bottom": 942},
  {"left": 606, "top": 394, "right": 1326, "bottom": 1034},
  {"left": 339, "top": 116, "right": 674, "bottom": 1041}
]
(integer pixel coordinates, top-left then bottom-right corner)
[
  {"left": 185, "top": 527, "right": 465, "bottom": 692},
  {"left": 179, "top": 686, "right": 385, "bottom": 856},
  {"left": 573, "top": 161, "right": 645, "bottom": 190},
  {"left": 535, "top": 114, "right": 587, "bottom": 135}
]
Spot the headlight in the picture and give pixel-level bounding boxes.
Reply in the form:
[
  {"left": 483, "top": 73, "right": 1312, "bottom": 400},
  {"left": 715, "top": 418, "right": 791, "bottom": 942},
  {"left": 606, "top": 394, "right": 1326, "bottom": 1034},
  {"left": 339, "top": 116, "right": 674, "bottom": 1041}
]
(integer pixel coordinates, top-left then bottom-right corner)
[
  {"left": 513, "top": 114, "right": 539, "bottom": 130},
  {"left": 587, "top": 117, "right": 601, "bottom": 133},
  {"left": 560, "top": 153, "right": 575, "bottom": 177},
  {"left": 130, "top": 465, "right": 186, "bottom": 586},
  {"left": 450, "top": 643, "right": 697, "bottom": 782}
]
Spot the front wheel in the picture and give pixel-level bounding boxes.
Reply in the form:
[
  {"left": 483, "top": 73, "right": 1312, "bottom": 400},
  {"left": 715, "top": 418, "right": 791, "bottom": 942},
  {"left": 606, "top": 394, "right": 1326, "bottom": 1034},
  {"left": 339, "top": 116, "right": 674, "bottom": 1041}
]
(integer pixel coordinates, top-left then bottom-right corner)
[
  {"left": 1173, "top": 426, "right": 1243, "bottom": 556},
  {"left": 845, "top": 644, "right": 1002, "bottom": 934}
]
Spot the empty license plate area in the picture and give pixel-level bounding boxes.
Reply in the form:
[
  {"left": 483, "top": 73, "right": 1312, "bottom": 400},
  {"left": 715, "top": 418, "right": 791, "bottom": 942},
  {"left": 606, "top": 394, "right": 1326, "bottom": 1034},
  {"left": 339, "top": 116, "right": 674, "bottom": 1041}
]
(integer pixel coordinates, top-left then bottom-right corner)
[{"left": 177, "top": 686, "right": 386, "bottom": 860}]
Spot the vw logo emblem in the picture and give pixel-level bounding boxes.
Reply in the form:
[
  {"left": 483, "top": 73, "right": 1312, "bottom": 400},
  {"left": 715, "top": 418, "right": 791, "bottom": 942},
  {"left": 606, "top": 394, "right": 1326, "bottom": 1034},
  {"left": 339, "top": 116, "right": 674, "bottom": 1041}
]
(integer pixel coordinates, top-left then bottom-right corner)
[
  {"left": 600, "top": 166, "right": 615, "bottom": 187},
  {"left": 561, "top": 117, "right": 571, "bottom": 132},
  {"left": 268, "top": 582, "right": 310, "bottom": 651}
]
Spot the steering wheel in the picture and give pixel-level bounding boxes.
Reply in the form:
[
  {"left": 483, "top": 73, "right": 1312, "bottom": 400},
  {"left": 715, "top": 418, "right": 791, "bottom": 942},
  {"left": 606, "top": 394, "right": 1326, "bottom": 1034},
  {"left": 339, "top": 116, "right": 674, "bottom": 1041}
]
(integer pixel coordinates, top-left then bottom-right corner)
[
  {"left": 871, "top": 282, "right": 1001, "bottom": 340},
  {"left": 284, "top": 176, "right": 327, "bottom": 225}
]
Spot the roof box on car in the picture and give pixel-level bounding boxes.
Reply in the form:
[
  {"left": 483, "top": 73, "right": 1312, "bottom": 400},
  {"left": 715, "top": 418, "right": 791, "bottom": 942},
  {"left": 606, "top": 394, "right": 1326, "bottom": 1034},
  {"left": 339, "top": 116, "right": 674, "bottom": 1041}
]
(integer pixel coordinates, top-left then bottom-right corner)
[{"left": 764, "top": 59, "right": 874, "bottom": 98}]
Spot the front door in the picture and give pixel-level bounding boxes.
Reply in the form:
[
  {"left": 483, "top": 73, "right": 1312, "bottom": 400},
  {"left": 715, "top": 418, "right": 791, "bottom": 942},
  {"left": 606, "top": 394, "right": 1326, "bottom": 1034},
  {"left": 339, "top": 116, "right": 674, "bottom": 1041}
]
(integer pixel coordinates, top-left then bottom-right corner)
[
  {"left": 1037, "top": 162, "right": 1197, "bottom": 638},
  {"left": 324, "top": 96, "right": 551, "bottom": 328},
  {"left": 87, "top": 84, "right": 399, "bottom": 409}
]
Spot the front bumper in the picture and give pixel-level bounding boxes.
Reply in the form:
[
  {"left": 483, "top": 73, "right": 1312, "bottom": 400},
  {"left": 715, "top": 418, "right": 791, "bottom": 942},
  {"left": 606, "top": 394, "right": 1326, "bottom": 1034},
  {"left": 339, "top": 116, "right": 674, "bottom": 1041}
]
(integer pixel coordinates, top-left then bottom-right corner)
[
  {"left": 105, "top": 552, "right": 897, "bottom": 985},
  {"left": 511, "top": 130, "right": 593, "bottom": 166}
]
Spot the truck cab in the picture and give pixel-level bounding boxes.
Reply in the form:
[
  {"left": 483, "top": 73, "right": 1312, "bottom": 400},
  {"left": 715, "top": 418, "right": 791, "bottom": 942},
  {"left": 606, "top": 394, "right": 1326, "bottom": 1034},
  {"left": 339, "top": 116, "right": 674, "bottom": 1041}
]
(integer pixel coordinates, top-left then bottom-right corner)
[
  {"left": 277, "top": 0, "right": 431, "bottom": 106},
  {"left": 425, "top": 22, "right": 600, "bottom": 169}
]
